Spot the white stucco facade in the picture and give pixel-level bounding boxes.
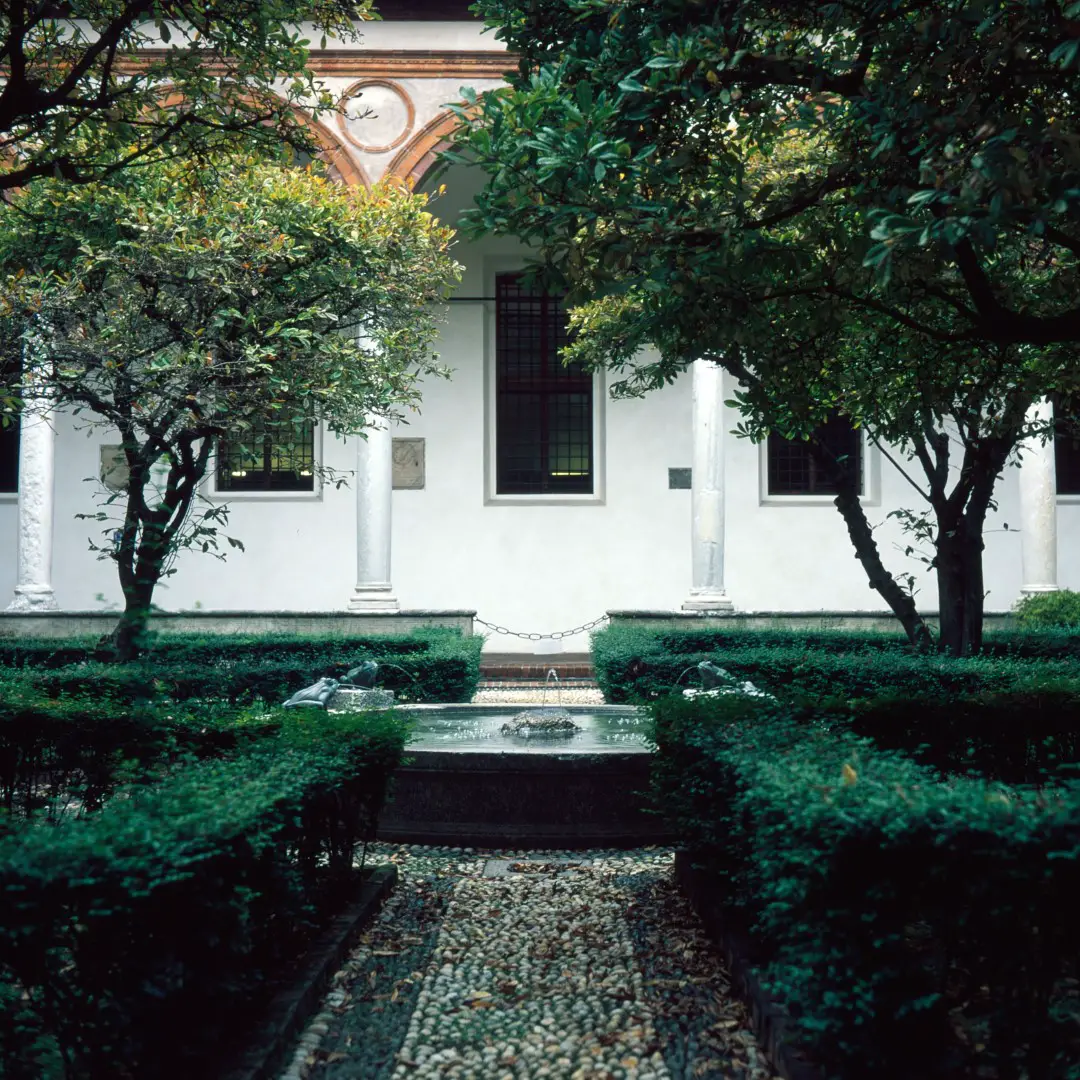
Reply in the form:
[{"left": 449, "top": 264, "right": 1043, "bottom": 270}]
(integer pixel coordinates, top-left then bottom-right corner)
[{"left": 1, "top": 16, "right": 1075, "bottom": 651}]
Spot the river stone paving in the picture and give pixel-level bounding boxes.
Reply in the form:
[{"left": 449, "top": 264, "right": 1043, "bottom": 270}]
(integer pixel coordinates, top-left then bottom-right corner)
[{"left": 276, "top": 846, "right": 778, "bottom": 1080}]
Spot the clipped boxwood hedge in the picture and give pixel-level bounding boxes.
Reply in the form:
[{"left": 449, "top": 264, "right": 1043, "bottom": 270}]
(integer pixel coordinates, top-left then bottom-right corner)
[
  {"left": 592, "top": 623, "right": 1080, "bottom": 703},
  {"left": 0, "top": 627, "right": 469, "bottom": 668},
  {"left": 652, "top": 694, "right": 1080, "bottom": 1079},
  {"left": 5, "top": 629, "right": 483, "bottom": 706},
  {"left": 0, "top": 708, "right": 408, "bottom": 1079},
  {"left": 0, "top": 677, "right": 283, "bottom": 823}
]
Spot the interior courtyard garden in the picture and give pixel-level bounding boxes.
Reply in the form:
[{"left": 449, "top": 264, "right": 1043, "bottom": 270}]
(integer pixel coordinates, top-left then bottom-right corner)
[{"left": 2, "top": 0, "right": 1080, "bottom": 1077}]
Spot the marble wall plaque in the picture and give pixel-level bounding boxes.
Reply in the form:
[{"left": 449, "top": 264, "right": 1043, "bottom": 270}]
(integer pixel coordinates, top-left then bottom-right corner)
[
  {"left": 668, "top": 467, "right": 692, "bottom": 489},
  {"left": 100, "top": 445, "right": 129, "bottom": 492},
  {"left": 392, "top": 438, "right": 425, "bottom": 489}
]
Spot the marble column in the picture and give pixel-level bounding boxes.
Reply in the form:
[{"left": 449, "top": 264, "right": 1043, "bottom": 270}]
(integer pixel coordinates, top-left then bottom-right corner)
[
  {"left": 1018, "top": 397, "right": 1059, "bottom": 595},
  {"left": 349, "top": 417, "right": 399, "bottom": 611},
  {"left": 683, "top": 359, "right": 733, "bottom": 611},
  {"left": 7, "top": 398, "right": 58, "bottom": 611}
]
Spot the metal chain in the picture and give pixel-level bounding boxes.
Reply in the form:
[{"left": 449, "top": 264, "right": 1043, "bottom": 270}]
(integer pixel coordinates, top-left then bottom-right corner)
[{"left": 473, "top": 614, "right": 610, "bottom": 641}]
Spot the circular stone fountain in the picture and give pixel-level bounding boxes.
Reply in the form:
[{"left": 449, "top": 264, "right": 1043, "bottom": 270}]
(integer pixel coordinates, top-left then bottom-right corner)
[{"left": 376, "top": 704, "right": 668, "bottom": 849}]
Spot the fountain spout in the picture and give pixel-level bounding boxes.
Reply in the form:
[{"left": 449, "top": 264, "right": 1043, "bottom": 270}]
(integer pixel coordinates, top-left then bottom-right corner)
[{"left": 542, "top": 667, "right": 562, "bottom": 710}]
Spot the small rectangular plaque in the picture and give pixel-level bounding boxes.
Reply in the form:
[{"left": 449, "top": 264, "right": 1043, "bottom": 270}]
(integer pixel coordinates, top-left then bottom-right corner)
[
  {"left": 392, "top": 438, "right": 425, "bottom": 489},
  {"left": 668, "top": 467, "right": 691, "bottom": 489}
]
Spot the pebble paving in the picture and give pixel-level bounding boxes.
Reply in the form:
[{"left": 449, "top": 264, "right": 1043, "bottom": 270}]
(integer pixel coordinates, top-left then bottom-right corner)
[{"left": 276, "top": 846, "right": 778, "bottom": 1080}]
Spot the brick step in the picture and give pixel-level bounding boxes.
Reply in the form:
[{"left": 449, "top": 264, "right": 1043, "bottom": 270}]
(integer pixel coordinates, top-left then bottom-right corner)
[
  {"left": 480, "top": 663, "right": 595, "bottom": 681},
  {"left": 477, "top": 679, "right": 599, "bottom": 690}
]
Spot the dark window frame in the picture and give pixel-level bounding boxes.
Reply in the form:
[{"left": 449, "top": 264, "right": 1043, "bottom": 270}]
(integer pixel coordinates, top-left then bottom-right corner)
[
  {"left": 494, "top": 273, "right": 594, "bottom": 496},
  {"left": 766, "top": 412, "right": 863, "bottom": 497},
  {"left": 216, "top": 419, "right": 316, "bottom": 493},
  {"left": 1054, "top": 393, "right": 1080, "bottom": 496}
]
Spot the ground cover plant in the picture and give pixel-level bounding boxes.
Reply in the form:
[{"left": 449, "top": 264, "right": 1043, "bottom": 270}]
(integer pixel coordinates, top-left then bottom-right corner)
[
  {"left": 0, "top": 703, "right": 410, "bottom": 1079},
  {"left": 651, "top": 693, "right": 1080, "bottom": 1079}
]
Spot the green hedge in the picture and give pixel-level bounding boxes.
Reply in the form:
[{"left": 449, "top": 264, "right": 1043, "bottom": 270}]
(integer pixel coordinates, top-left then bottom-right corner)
[
  {"left": 0, "top": 627, "right": 472, "bottom": 668},
  {"left": 7, "top": 630, "right": 483, "bottom": 707},
  {"left": 0, "top": 708, "right": 408, "bottom": 1079},
  {"left": 652, "top": 694, "right": 1080, "bottom": 1079},
  {"left": 592, "top": 623, "right": 1080, "bottom": 703},
  {"left": 0, "top": 679, "right": 282, "bottom": 824},
  {"left": 846, "top": 685, "right": 1080, "bottom": 785}
]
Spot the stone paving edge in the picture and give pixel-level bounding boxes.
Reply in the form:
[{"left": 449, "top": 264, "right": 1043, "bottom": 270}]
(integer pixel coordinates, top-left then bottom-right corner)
[
  {"left": 673, "top": 852, "right": 822, "bottom": 1080},
  {"left": 216, "top": 864, "right": 399, "bottom": 1080}
]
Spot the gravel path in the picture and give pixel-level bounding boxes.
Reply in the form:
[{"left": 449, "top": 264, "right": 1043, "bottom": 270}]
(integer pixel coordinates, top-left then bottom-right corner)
[{"left": 277, "top": 846, "right": 777, "bottom": 1080}]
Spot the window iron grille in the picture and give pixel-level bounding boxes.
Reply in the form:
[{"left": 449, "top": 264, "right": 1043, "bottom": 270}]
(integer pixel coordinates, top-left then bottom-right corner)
[
  {"left": 767, "top": 412, "right": 862, "bottom": 496},
  {"left": 495, "top": 273, "right": 593, "bottom": 495},
  {"left": 217, "top": 419, "right": 315, "bottom": 492}
]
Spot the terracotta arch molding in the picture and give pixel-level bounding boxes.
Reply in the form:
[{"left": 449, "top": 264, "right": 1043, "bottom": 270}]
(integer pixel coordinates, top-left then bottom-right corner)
[
  {"left": 157, "top": 87, "right": 370, "bottom": 188},
  {"left": 387, "top": 107, "right": 472, "bottom": 189}
]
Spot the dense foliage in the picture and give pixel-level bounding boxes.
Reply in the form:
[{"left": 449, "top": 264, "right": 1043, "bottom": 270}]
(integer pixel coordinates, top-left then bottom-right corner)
[
  {"left": 0, "top": 162, "right": 460, "bottom": 658},
  {"left": 451, "top": 0, "right": 1080, "bottom": 655},
  {"left": 0, "top": 0, "right": 370, "bottom": 192},
  {"left": 652, "top": 694, "right": 1080, "bottom": 1078},
  {"left": 592, "top": 623, "right": 1080, "bottom": 702},
  {"left": 0, "top": 706, "right": 408, "bottom": 1078},
  {"left": 1015, "top": 589, "right": 1080, "bottom": 628}
]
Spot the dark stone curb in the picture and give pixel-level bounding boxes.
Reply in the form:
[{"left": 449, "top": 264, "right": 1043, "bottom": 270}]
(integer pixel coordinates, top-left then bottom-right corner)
[
  {"left": 216, "top": 864, "right": 398, "bottom": 1080},
  {"left": 673, "top": 852, "right": 822, "bottom": 1080}
]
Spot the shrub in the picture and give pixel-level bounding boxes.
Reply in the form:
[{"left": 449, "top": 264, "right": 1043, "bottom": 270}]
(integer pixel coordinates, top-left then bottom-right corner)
[
  {"left": 591, "top": 623, "right": 1078, "bottom": 704},
  {"left": 846, "top": 684, "right": 1080, "bottom": 785},
  {"left": 0, "top": 675, "right": 282, "bottom": 824},
  {"left": 1014, "top": 589, "right": 1080, "bottom": 629},
  {"left": 0, "top": 707, "right": 408, "bottom": 1079},
  {"left": 16, "top": 630, "right": 483, "bottom": 707},
  {"left": 652, "top": 694, "right": 1080, "bottom": 1078}
]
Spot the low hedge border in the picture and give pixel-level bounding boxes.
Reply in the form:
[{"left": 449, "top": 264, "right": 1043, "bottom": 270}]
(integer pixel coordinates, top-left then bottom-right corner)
[
  {"left": 592, "top": 628, "right": 1080, "bottom": 705},
  {"left": 0, "top": 708, "right": 409, "bottom": 1079},
  {"left": 216, "top": 864, "right": 397, "bottom": 1080},
  {"left": 652, "top": 694, "right": 1080, "bottom": 1079},
  {"left": 0, "top": 627, "right": 472, "bottom": 669},
  {"left": 0, "top": 630, "right": 483, "bottom": 708}
]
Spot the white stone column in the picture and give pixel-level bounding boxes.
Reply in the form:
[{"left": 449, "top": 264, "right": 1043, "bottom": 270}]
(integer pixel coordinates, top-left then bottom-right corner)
[
  {"left": 683, "top": 359, "right": 733, "bottom": 611},
  {"left": 349, "top": 417, "right": 399, "bottom": 611},
  {"left": 1018, "top": 397, "right": 1058, "bottom": 595},
  {"left": 7, "top": 398, "right": 58, "bottom": 611}
]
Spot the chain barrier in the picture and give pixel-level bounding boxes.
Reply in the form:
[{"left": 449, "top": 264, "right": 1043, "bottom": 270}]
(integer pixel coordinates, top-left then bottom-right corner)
[{"left": 473, "top": 614, "right": 610, "bottom": 641}]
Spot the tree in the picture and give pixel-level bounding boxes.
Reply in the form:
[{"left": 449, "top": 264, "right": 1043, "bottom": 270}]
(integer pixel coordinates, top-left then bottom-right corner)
[
  {"left": 0, "top": 159, "right": 460, "bottom": 659},
  {"left": 0, "top": 0, "right": 371, "bottom": 192},
  {"left": 447, "top": 0, "right": 1080, "bottom": 653}
]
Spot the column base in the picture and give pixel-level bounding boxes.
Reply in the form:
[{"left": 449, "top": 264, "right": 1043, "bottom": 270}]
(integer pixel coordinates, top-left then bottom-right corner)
[
  {"left": 681, "top": 590, "right": 734, "bottom": 613},
  {"left": 6, "top": 585, "right": 59, "bottom": 612},
  {"left": 1019, "top": 584, "right": 1060, "bottom": 595},
  {"left": 348, "top": 584, "right": 400, "bottom": 612}
]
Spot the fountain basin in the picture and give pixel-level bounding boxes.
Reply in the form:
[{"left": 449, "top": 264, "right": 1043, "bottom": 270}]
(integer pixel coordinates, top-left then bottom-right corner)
[{"left": 377, "top": 704, "right": 670, "bottom": 848}]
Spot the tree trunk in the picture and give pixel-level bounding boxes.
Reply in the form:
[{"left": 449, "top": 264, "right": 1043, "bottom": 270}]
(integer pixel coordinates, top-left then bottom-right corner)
[
  {"left": 830, "top": 480, "right": 936, "bottom": 652},
  {"left": 96, "top": 540, "right": 166, "bottom": 662},
  {"left": 100, "top": 584, "right": 156, "bottom": 662},
  {"left": 935, "top": 520, "right": 986, "bottom": 656}
]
